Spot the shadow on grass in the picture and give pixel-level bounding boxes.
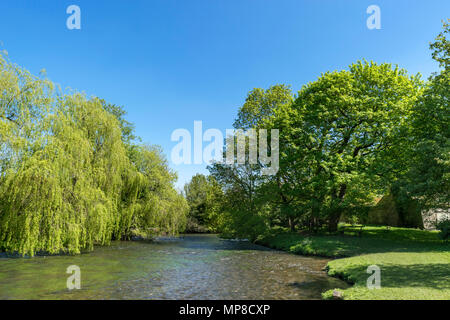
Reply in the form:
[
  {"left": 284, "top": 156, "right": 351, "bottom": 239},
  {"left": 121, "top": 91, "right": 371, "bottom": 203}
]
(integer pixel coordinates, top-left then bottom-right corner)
[
  {"left": 259, "top": 232, "right": 449, "bottom": 258},
  {"left": 337, "top": 263, "right": 450, "bottom": 290},
  {"left": 340, "top": 225, "right": 441, "bottom": 242}
]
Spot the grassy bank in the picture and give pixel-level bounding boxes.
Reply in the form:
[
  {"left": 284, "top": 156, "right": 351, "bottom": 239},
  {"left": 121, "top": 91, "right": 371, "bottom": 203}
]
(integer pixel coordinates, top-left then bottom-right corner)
[{"left": 257, "top": 226, "right": 450, "bottom": 300}]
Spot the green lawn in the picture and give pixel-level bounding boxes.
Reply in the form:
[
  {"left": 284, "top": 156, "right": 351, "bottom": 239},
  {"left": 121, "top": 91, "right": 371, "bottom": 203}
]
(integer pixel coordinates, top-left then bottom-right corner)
[{"left": 257, "top": 226, "right": 450, "bottom": 300}]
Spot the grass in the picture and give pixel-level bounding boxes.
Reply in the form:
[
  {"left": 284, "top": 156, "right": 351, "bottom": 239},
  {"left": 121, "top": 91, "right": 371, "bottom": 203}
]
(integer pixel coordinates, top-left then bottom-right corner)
[{"left": 257, "top": 225, "right": 450, "bottom": 300}]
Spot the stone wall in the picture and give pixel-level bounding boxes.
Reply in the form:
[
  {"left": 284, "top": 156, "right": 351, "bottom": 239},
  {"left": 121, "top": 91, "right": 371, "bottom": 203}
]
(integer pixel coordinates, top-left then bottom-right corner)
[
  {"left": 422, "top": 209, "right": 450, "bottom": 229},
  {"left": 367, "top": 194, "right": 424, "bottom": 229}
]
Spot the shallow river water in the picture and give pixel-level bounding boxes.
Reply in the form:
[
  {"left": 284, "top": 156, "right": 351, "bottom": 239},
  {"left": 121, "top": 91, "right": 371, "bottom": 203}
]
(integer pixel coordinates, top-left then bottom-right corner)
[{"left": 0, "top": 234, "right": 348, "bottom": 299}]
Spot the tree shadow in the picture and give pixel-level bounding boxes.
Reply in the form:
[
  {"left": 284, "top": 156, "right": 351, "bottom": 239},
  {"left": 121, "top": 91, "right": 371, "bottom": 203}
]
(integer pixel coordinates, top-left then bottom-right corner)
[
  {"left": 289, "top": 235, "right": 449, "bottom": 257},
  {"left": 341, "top": 263, "right": 450, "bottom": 290}
]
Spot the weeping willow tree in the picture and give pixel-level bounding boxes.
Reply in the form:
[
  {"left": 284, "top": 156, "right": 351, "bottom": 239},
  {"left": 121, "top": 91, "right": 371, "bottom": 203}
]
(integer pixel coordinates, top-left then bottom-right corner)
[
  {"left": 128, "top": 145, "right": 188, "bottom": 237},
  {"left": 0, "top": 52, "right": 188, "bottom": 256}
]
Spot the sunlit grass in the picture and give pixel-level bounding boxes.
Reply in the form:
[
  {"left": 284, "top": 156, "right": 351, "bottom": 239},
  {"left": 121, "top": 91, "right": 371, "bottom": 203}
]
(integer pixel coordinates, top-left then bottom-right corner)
[
  {"left": 323, "top": 251, "right": 450, "bottom": 300},
  {"left": 257, "top": 225, "right": 450, "bottom": 300}
]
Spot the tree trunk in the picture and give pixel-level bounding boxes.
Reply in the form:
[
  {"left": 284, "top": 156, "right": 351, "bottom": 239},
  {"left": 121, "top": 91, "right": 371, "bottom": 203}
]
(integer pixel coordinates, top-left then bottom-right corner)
[
  {"left": 328, "top": 213, "right": 341, "bottom": 232},
  {"left": 288, "top": 217, "right": 295, "bottom": 232},
  {"left": 328, "top": 184, "right": 347, "bottom": 232}
]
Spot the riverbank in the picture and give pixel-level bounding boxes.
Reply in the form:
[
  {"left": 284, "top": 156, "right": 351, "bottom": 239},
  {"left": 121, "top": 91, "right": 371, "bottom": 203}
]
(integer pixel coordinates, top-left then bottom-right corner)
[{"left": 256, "top": 226, "right": 450, "bottom": 300}]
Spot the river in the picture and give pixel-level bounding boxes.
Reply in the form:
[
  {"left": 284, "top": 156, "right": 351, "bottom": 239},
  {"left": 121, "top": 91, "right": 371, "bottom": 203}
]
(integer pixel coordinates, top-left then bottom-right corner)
[{"left": 0, "top": 234, "right": 348, "bottom": 299}]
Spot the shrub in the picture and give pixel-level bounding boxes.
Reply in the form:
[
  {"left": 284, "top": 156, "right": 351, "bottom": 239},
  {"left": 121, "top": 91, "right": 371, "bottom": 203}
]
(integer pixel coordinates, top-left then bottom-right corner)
[{"left": 436, "top": 219, "right": 450, "bottom": 240}]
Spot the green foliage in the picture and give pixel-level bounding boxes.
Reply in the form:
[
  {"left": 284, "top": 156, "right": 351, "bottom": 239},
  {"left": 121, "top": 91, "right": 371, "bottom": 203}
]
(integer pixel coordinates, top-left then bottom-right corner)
[
  {"left": 430, "top": 19, "right": 450, "bottom": 70},
  {"left": 397, "top": 20, "right": 450, "bottom": 210},
  {"left": 274, "top": 60, "right": 422, "bottom": 231},
  {"left": 207, "top": 85, "right": 294, "bottom": 240},
  {"left": 212, "top": 60, "right": 423, "bottom": 239},
  {"left": 100, "top": 99, "right": 139, "bottom": 145},
  {"left": 0, "top": 52, "right": 187, "bottom": 256},
  {"left": 208, "top": 160, "right": 270, "bottom": 241},
  {"left": 128, "top": 145, "right": 188, "bottom": 237},
  {"left": 257, "top": 226, "right": 443, "bottom": 258},
  {"left": 184, "top": 174, "right": 223, "bottom": 232},
  {"left": 209, "top": 22, "right": 449, "bottom": 240},
  {"left": 184, "top": 174, "right": 209, "bottom": 228},
  {"left": 233, "top": 84, "right": 293, "bottom": 129},
  {"left": 208, "top": 24, "right": 448, "bottom": 239},
  {"left": 323, "top": 249, "right": 450, "bottom": 300}
]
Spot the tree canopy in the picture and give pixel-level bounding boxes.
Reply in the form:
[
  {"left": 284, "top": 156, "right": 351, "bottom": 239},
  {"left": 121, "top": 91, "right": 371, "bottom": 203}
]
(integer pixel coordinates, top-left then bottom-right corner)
[{"left": 197, "top": 21, "right": 449, "bottom": 239}]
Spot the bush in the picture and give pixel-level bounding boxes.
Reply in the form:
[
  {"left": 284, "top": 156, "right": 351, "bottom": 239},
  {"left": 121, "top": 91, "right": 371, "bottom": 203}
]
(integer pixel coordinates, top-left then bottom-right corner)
[{"left": 436, "top": 219, "right": 450, "bottom": 240}]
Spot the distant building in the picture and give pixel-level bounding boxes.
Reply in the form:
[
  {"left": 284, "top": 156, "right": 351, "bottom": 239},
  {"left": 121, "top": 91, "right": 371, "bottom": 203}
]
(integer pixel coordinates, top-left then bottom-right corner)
[
  {"left": 367, "top": 194, "right": 449, "bottom": 229},
  {"left": 367, "top": 194, "right": 424, "bottom": 229},
  {"left": 422, "top": 208, "right": 450, "bottom": 230}
]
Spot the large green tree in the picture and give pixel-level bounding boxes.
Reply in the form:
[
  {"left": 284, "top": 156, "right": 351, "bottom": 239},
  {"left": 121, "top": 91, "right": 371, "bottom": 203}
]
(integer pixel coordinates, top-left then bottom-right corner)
[
  {"left": 184, "top": 173, "right": 223, "bottom": 232},
  {"left": 399, "top": 20, "right": 450, "bottom": 211},
  {"left": 207, "top": 85, "right": 293, "bottom": 238},
  {"left": 268, "top": 61, "right": 423, "bottom": 231}
]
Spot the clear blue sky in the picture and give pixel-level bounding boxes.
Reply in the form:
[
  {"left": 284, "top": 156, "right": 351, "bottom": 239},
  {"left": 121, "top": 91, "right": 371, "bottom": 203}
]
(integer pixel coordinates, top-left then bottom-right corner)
[{"left": 1, "top": 0, "right": 448, "bottom": 189}]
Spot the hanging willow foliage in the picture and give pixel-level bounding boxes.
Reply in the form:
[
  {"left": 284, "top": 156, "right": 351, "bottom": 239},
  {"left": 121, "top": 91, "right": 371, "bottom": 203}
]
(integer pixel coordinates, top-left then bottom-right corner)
[{"left": 0, "top": 52, "right": 188, "bottom": 256}]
